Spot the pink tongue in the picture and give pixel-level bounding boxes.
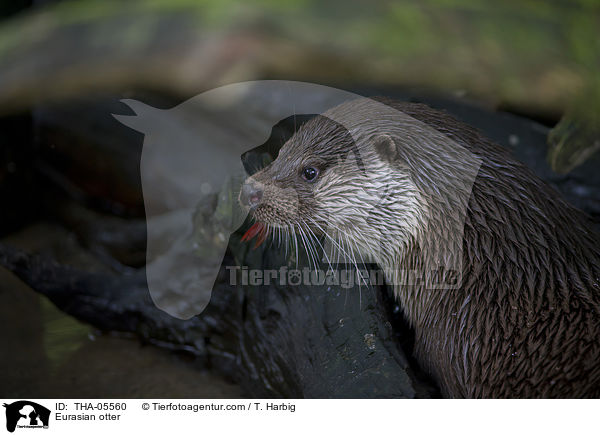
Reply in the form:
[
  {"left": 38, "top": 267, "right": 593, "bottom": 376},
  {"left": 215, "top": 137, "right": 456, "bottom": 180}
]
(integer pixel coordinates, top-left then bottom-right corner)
[{"left": 241, "top": 222, "right": 267, "bottom": 248}]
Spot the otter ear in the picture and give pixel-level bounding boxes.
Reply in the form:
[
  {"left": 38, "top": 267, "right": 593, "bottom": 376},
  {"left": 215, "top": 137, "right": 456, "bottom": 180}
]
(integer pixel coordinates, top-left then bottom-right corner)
[{"left": 373, "top": 134, "right": 398, "bottom": 164}]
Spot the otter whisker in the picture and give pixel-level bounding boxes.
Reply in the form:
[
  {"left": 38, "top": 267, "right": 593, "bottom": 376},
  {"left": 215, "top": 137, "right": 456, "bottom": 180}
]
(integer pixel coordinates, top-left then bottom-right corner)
[
  {"left": 284, "top": 225, "right": 289, "bottom": 259},
  {"left": 303, "top": 221, "right": 334, "bottom": 274},
  {"left": 292, "top": 223, "right": 300, "bottom": 270},
  {"left": 297, "top": 223, "right": 319, "bottom": 273},
  {"left": 306, "top": 217, "right": 354, "bottom": 267},
  {"left": 341, "top": 230, "right": 369, "bottom": 294},
  {"left": 341, "top": 231, "right": 365, "bottom": 308},
  {"left": 279, "top": 225, "right": 283, "bottom": 249},
  {"left": 346, "top": 231, "right": 370, "bottom": 280},
  {"left": 297, "top": 225, "right": 313, "bottom": 270},
  {"left": 304, "top": 225, "right": 322, "bottom": 273},
  {"left": 266, "top": 223, "right": 274, "bottom": 249},
  {"left": 302, "top": 221, "right": 334, "bottom": 275}
]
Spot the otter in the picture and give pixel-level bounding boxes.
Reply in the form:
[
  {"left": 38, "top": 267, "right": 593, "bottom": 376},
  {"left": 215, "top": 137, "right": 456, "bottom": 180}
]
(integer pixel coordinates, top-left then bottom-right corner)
[{"left": 238, "top": 97, "right": 600, "bottom": 398}]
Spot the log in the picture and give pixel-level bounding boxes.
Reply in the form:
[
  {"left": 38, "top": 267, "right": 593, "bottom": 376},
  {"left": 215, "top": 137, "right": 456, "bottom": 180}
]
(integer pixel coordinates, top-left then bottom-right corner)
[{"left": 0, "top": 241, "right": 435, "bottom": 398}]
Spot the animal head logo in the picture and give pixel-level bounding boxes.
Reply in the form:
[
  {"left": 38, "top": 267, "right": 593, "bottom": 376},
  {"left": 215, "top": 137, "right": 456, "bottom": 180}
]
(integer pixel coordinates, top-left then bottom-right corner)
[
  {"left": 3, "top": 401, "right": 50, "bottom": 433},
  {"left": 114, "top": 81, "right": 481, "bottom": 319}
]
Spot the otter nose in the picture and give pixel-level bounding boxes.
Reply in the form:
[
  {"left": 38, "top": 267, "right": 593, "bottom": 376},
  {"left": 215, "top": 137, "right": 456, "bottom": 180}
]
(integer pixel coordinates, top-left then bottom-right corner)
[{"left": 240, "top": 181, "right": 263, "bottom": 208}]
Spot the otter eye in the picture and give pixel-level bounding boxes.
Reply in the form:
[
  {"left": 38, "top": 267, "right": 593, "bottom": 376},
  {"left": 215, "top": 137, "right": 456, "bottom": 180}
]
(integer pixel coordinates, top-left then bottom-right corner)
[{"left": 302, "top": 166, "right": 319, "bottom": 182}]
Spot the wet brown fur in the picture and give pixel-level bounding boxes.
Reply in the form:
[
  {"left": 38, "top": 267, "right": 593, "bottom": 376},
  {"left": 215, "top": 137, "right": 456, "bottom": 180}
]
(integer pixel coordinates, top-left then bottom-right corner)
[{"left": 243, "top": 98, "right": 600, "bottom": 398}]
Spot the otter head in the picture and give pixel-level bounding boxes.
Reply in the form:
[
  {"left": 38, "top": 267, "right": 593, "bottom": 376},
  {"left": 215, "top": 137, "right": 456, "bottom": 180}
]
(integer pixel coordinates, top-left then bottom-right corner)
[{"left": 239, "top": 114, "right": 425, "bottom": 266}]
